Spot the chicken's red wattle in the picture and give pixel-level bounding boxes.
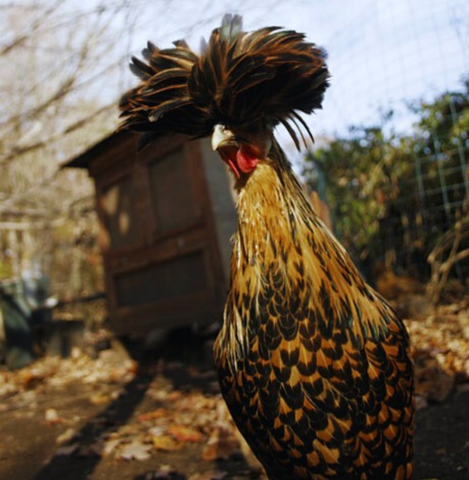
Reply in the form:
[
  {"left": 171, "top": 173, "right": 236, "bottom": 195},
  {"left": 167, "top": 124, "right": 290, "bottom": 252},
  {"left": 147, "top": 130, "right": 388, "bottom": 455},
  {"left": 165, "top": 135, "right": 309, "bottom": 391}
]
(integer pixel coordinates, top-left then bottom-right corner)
[
  {"left": 236, "top": 146, "right": 259, "bottom": 174},
  {"left": 221, "top": 146, "right": 259, "bottom": 178}
]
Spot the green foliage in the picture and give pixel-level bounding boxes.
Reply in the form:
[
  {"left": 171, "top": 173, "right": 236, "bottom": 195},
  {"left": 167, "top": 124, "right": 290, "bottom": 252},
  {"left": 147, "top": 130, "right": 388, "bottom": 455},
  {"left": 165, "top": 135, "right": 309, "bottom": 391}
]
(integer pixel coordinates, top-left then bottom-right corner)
[{"left": 304, "top": 78, "right": 469, "bottom": 277}]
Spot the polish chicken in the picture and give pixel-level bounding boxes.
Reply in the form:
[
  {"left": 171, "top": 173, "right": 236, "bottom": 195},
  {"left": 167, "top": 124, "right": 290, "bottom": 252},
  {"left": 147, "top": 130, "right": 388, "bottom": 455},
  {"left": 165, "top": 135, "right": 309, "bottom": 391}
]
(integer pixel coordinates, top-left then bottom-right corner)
[{"left": 119, "top": 15, "right": 414, "bottom": 479}]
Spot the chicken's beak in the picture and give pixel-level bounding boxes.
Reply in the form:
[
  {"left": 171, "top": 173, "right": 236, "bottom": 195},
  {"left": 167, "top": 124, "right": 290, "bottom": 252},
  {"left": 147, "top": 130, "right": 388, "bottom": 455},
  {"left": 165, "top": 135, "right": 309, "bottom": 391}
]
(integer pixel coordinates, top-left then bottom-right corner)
[{"left": 212, "top": 124, "right": 237, "bottom": 151}]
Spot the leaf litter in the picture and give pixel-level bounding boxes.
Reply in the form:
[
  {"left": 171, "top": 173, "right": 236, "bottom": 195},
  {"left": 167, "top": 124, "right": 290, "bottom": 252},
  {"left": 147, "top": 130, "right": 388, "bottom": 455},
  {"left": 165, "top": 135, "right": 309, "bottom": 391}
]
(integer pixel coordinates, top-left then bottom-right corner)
[{"left": 0, "top": 294, "right": 468, "bottom": 477}]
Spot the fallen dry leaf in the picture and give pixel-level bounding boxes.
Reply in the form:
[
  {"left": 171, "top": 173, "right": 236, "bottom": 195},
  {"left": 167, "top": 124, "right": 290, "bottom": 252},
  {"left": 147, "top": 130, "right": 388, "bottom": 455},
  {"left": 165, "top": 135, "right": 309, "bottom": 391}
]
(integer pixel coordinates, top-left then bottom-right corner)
[
  {"left": 152, "top": 434, "right": 181, "bottom": 452},
  {"left": 89, "top": 392, "right": 112, "bottom": 406},
  {"left": 146, "top": 464, "right": 182, "bottom": 479},
  {"left": 188, "top": 471, "right": 228, "bottom": 480},
  {"left": 102, "top": 437, "right": 122, "bottom": 457},
  {"left": 56, "top": 427, "right": 77, "bottom": 445},
  {"left": 167, "top": 425, "right": 203, "bottom": 443},
  {"left": 117, "top": 440, "right": 152, "bottom": 461},
  {"left": 138, "top": 408, "right": 170, "bottom": 422},
  {"left": 202, "top": 424, "right": 240, "bottom": 461},
  {"left": 55, "top": 444, "right": 79, "bottom": 456},
  {"left": 45, "top": 408, "right": 64, "bottom": 425}
]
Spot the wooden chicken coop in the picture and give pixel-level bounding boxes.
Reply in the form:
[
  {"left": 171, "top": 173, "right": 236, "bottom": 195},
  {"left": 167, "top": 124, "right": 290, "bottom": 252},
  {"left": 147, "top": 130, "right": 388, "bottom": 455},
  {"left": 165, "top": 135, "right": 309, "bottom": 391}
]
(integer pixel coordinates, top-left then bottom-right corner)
[{"left": 64, "top": 131, "right": 237, "bottom": 336}]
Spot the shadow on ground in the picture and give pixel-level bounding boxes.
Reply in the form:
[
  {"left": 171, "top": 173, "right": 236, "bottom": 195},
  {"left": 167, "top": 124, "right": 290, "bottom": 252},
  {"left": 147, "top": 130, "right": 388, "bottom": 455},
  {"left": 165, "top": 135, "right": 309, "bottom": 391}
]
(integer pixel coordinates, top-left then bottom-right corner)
[
  {"left": 33, "top": 365, "right": 157, "bottom": 480},
  {"left": 0, "top": 326, "right": 468, "bottom": 480}
]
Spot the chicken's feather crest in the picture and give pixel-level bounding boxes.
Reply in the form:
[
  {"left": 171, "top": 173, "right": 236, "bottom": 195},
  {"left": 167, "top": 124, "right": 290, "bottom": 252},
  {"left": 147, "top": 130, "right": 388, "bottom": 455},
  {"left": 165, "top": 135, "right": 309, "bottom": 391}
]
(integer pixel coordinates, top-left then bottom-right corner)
[{"left": 119, "top": 14, "right": 329, "bottom": 150}]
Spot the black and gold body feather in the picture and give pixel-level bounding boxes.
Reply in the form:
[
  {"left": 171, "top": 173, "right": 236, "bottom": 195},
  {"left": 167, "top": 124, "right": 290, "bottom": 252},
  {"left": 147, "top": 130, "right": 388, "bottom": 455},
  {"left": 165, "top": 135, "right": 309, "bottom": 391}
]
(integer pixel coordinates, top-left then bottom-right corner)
[
  {"left": 214, "top": 141, "right": 414, "bottom": 478},
  {"left": 120, "top": 15, "right": 414, "bottom": 479}
]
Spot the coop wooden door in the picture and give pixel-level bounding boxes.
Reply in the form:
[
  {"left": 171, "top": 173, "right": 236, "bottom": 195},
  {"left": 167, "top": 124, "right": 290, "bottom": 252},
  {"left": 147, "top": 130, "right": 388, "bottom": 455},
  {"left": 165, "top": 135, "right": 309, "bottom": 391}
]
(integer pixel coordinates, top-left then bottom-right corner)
[{"left": 93, "top": 133, "right": 225, "bottom": 335}]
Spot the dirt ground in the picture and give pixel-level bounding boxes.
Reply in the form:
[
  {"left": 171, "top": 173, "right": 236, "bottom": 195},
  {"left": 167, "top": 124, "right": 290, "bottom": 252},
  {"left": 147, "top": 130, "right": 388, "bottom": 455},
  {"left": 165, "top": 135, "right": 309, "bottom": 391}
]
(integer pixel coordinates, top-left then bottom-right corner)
[{"left": 0, "top": 329, "right": 468, "bottom": 480}]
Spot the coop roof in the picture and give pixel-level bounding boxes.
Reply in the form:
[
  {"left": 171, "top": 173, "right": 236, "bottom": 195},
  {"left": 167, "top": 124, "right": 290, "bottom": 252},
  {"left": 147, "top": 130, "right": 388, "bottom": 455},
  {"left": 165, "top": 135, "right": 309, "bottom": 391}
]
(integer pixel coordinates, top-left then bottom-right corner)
[{"left": 61, "top": 130, "right": 128, "bottom": 170}]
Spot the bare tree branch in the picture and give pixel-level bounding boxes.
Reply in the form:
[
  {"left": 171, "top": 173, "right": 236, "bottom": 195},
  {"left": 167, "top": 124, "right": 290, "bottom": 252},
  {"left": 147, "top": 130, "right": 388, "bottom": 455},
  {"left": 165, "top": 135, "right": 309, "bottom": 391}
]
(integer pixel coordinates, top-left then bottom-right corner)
[
  {"left": 0, "top": 0, "right": 63, "bottom": 56},
  {"left": 0, "top": 103, "right": 115, "bottom": 165}
]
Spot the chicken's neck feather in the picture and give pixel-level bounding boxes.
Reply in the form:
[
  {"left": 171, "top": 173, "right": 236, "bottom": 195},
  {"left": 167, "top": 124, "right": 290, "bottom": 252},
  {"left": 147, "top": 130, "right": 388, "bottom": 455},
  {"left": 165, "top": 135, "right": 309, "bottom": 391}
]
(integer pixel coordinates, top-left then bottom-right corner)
[{"left": 216, "top": 140, "right": 397, "bottom": 370}]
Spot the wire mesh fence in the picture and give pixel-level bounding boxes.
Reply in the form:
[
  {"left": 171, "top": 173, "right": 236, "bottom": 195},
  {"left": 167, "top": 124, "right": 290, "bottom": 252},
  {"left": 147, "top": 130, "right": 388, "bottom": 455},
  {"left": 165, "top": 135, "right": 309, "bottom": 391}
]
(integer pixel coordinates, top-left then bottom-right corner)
[{"left": 302, "top": 0, "right": 469, "bottom": 299}]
